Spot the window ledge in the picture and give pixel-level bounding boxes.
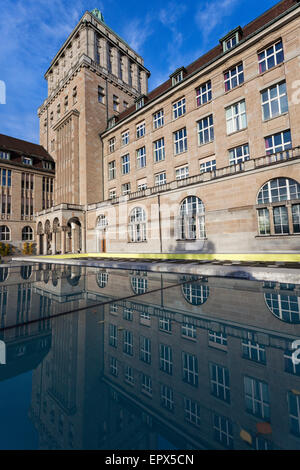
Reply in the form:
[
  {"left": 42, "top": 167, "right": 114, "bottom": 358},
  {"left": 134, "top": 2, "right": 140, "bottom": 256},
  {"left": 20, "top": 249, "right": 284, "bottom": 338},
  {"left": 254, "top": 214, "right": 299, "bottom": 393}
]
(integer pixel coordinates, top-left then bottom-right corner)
[
  {"left": 255, "top": 234, "right": 300, "bottom": 238},
  {"left": 262, "top": 112, "right": 289, "bottom": 124},
  {"left": 227, "top": 127, "right": 248, "bottom": 137},
  {"left": 176, "top": 238, "right": 208, "bottom": 242},
  {"left": 174, "top": 150, "right": 188, "bottom": 157}
]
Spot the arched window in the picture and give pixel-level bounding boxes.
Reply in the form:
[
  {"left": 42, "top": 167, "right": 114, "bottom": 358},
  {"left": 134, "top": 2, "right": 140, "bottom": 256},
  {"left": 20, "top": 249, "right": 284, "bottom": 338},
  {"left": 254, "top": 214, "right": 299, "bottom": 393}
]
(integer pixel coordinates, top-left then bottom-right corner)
[
  {"left": 182, "top": 279, "right": 209, "bottom": 305},
  {"left": 22, "top": 226, "right": 33, "bottom": 241},
  {"left": 96, "top": 271, "right": 108, "bottom": 288},
  {"left": 257, "top": 178, "right": 300, "bottom": 235},
  {"left": 178, "top": 197, "right": 205, "bottom": 240},
  {"left": 21, "top": 265, "right": 32, "bottom": 280},
  {"left": 265, "top": 292, "right": 300, "bottom": 323},
  {"left": 131, "top": 273, "right": 148, "bottom": 294},
  {"left": 129, "top": 208, "right": 146, "bottom": 242},
  {"left": 0, "top": 225, "right": 10, "bottom": 241}
]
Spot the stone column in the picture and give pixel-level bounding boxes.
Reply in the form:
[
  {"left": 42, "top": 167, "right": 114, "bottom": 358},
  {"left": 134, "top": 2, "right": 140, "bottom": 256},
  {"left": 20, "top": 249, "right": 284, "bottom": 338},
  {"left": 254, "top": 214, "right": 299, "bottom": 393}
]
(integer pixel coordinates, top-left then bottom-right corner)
[
  {"left": 140, "top": 70, "right": 148, "bottom": 95},
  {"left": 61, "top": 227, "right": 67, "bottom": 255},
  {"left": 122, "top": 55, "right": 128, "bottom": 84},
  {"left": 111, "top": 47, "right": 119, "bottom": 77},
  {"left": 131, "top": 62, "right": 139, "bottom": 91},
  {"left": 52, "top": 232, "right": 57, "bottom": 255},
  {"left": 43, "top": 234, "right": 48, "bottom": 255},
  {"left": 99, "top": 37, "right": 108, "bottom": 69},
  {"left": 37, "top": 235, "right": 41, "bottom": 256},
  {"left": 71, "top": 222, "right": 77, "bottom": 253}
]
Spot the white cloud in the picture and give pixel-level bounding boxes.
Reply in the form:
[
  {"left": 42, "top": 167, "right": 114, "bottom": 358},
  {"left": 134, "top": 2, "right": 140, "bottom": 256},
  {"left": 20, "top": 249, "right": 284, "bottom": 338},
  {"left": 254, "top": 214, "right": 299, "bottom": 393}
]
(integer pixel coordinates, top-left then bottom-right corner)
[
  {"left": 195, "top": 0, "right": 240, "bottom": 37},
  {"left": 122, "top": 15, "right": 154, "bottom": 53}
]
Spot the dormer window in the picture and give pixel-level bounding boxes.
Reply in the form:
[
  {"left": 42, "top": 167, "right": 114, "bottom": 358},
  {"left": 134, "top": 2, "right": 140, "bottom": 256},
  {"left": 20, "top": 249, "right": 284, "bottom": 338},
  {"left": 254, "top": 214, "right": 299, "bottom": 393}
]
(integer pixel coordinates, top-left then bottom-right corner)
[
  {"left": 220, "top": 27, "right": 242, "bottom": 52},
  {"left": 23, "top": 157, "right": 32, "bottom": 166},
  {"left": 136, "top": 97, "right": 145, "bottom": 110},
  {"left": 108, "top": 117, "right": 116, "bottom": 129},
  {"left": 0, "top": 151, "right": 10, "bottom": 160},
  {"left": 170, "top": 67, "right": 185, "bottom": 86},
  {"left": 43, "top": 161, "right": 53, "bottom": 170}
]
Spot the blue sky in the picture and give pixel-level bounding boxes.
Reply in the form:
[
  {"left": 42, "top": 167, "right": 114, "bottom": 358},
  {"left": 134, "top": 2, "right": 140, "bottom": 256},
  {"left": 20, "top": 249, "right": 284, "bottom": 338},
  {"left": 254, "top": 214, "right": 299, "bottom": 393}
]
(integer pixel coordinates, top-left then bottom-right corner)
[{"left": 0, "top": 0, "right": 280, "bottom": 144}]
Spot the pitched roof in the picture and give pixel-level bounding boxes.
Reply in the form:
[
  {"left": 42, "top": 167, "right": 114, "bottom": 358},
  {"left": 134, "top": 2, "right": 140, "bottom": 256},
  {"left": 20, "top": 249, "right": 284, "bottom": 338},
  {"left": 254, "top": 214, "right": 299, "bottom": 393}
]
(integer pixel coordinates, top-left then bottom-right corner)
[
  {"left": 0, "top": 134, "right": 54, "bottom": 162},
  {"left": 110, "top": 0, "right": 298, "bottom": 128}
]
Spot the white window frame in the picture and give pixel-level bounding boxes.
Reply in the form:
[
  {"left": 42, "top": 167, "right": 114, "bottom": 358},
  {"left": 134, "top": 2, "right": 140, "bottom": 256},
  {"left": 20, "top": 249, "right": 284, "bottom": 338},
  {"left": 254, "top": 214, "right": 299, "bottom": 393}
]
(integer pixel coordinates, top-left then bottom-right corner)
[
  {"left": 229, "top": 144, "right": 250, "bottom": 165},
  {"left": 108, "top": 160, "right": 116, "bottom": 180},
  {"left": 224, "top": 63, "right": 244, "bottom": 91},
  {"left": 173, "top": 98, "right": 186, "bottom": 119},
  {"left": 159, "top": 344, "right": 173, "bottom": 374},
  {"left": 200, "top": 159, "right": 216, "bottom": 173},
  {"left": 258, "top": 39, "right": 284, "bottom": 74},
  {"left": 154, "top": 138, "right": 165, "bottom": 162},
  {"left": 196, "top": 80, "right": 212, "bottom": 107},
  {"left": 198, "top": 114, "right": 214, "bottom": 145},
  {"left": 121, "top": 130, "right": 129, "bottom": 146},
  {"left": 261, "top": 81, "right": 288, "bottom": 121},
  {"left": 175, "top": 165, "right": 189, "bottom": 180},
  {"left": 155, "top": 172, "right": 166, "bottom": 186},
  {"left": 264, "top": 130, "right": 292, "bottom": 155},
  {"left": 153, "top": 109, "right": 164, "bottom": 129},
  {"left": 136, "top": 146, "right": 146, "bottom": 169},
  {"left": 136, "top": 122, "right": 145, "bottom": 139},
  {"left": 121, "top": 154, "right": 130, "bottom": 175},
  {"left": 109, "top": 138, "right": 115, "bottom": 153},
  {"left": 226, "top": 100, "right": 247, "bottom": 134},
  {"left": 174, "top": 128, "right": 187, "bottom": 155}
]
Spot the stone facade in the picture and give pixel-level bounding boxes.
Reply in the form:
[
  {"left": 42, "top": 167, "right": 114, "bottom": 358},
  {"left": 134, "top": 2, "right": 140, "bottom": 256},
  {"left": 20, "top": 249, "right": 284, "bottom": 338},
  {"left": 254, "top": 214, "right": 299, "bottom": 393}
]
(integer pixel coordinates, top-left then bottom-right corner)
[{"left": 37, "top": 1, "right": 300, "bottom": 255}]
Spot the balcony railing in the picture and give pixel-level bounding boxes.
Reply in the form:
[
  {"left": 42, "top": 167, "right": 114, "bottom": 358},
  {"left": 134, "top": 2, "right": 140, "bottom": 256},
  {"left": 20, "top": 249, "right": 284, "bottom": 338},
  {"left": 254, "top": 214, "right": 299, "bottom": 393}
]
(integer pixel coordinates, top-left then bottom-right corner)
[{"left": 96, "top": 146, "right": 300, "bottom": 209}]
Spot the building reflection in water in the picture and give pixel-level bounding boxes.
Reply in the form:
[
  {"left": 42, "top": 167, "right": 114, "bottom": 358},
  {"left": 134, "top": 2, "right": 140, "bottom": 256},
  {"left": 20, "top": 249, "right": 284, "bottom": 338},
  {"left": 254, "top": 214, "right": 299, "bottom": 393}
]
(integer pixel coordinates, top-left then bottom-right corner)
[{"left": 0, "top": 264, "right": 300, "bottom": 450}]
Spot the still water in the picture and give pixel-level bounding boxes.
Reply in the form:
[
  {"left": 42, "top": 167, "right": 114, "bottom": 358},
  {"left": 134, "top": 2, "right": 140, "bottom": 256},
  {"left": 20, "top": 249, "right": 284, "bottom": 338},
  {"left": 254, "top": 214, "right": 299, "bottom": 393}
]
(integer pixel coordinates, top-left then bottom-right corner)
[{"left": 0, "top": 263, "right": 300, "bottom": 450}]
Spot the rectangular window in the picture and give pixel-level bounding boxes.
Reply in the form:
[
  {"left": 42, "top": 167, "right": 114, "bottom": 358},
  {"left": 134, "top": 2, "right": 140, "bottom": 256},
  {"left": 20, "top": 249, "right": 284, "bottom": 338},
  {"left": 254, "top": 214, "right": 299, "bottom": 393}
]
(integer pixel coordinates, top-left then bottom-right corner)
[
  {"left": 208, "top": 331, "right": 227, "bottom": 347},
  {"left": 181, "top": 321, "right": 196, "bottom": 339},
  {"left": 184, "top": 398, "right": 201, "bottom": 427},
  {"left": 137, "top": 178, "right": 147, "bottom": 191},
  {"left": 113, "top": 95, "right": 119, "bottom": 111},
  {"left": 288, "top": 392, "right": 300, "bottom": 436},
  {"left": 153, "top": 109, "right": 164, "bottom": 129},
  {"left": 121, "top": 154, "right": 130, "bottom": 174},
  {"left": 226, "top": 100, "right": 247, "bottom": 134},
  {"left": 136, "top": 122, "right": 145, "bottom": 139},
  {"left": 109, "top": 324, "right": 118, "bottom": 348},
  {"left": 173, "top": 98, "right": 186, "bottom": 119},
  {"left": 244, "top": 376, "right": 270, "bottom": 420},
  {"left": 261, "top": 81, "right": 288, "bottom": 121},
  {"left": 213, "top": 414, "right": 234, "bottom": 449},
  {"left": 109, "top": 356, "right": 118, "bottom": 376},
  {"left": 0, "top": 152, "right": 10, "bottom": 160},
  {"left": 123, "top": 330, "right": 133, "bottom": 356},
  {"left": 160, "top": 385, "right": 174, "bottom": 411},
  {"left": 159, "top": 317, "right": 172, "bottom": 332},
  {"left": 273, "top": 206, "right": 289, "bottom": 234},
  {"left": 123, "top": 101, "right": 129, "bottom": 109},
  {"left": 137, "top": 146, "right": 146, "bottom": 168},
  {"left": 242, "top": 340, "right": 266, "bottom": 364},
  {"left": 155, "top": 172, "right": 166, "bottom": 186},
  {"left": 257, "top": 208, "right": 271, "bottom": 235},
  {"left": 98, "top": 86, "right": 105, "bottom": 103},
  {"left": 229, "top": 144, "right": 250, "bottom": 165},
  {"left": 141, "top": 374, "right": 152, "bottom": 396},
  {"left": 154, "top": 138, "right": 165, "bottom": 162},
  {"left": 125, "top": 365, "right": 134, "bottom": 385},
  {"left": 200, "top": 159, "right": 216, "bottom": 173},
  {"left": 121, "top": 130, "right": 129, "bottom": 146},
  {"left": 172, "top": 70, "right": 183, "bottom": 85},
  {"left": 159, "top": 344, "right": 173, "bottom": 375},
  {"left": 108, "top": 161, "right": 116, "bottom": 180},
  {"left": 196, "top": 80, "right": 212, "bottom": 107},
  {"left": 23, "top": 157, "right": 33, "bottom": 165},
  {"left": 224, "top": 63, "right": 244, "bottom": 91},
  {"left": 123, "top": 307, "right": 133, "bottom": 321},
  {"left": 210, "top": 363, "right": 230, "bottom": 402},
  {"left": 258, "top": 40, "right": 284, "bottom": 74},
  {"left": 109, "top": 138, "right": 115, "bottom": 153},
  {"left": 175, "top": 165, "right": 189, "bottom": 180},
  {"left": 198, "top": 115, "right": 214, "bottom": 145},
  {"left": 109, "top": 188, "right": 116, "bottom": 199},
  {"left": 174, "top": 128, "right": 187, "bottom": 155},
  {"left": 292, "top": 204, "right": 300, "bottom": 233},
  {"left": 265, "top": 130, "right": 292, "bottom": 155},
  {"left": 140, "top": 336, "right": 151, "bottom": 364},
  {"left": 182, "top": 352, "right": 198, "bottom": 386},
  {"left": 110, "top": 303, "right": 118, "bottom": 314},
  {"left": 122, "top": 183, "right": 131, "bottom": 195}
]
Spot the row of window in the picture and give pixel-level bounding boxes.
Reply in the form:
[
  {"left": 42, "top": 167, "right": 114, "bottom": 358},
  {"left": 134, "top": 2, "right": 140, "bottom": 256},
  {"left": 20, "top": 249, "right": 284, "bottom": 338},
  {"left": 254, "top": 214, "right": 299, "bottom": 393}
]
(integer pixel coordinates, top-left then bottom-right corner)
[
  {"left": 107, "top": 126, "right": 292, "bottom": 195},
  {"left": 109, "top": 353, "right": 300, "bottom": 441},
  {"left": 103, "top": 178, "right": 300, "bottom": 240},
  {"left": 0, "top": 225, "right": 33, "bottom": 242},
  {"left": 107, "top": 38, "right": 285, "bottom": 152}
]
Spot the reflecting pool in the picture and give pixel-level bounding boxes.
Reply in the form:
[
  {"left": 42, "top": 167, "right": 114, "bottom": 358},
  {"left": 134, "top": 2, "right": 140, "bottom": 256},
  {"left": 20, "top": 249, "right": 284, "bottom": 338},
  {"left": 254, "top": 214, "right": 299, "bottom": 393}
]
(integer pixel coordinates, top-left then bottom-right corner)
[{"left": 0, "top": 263, "right": 300, "bottom": 450}]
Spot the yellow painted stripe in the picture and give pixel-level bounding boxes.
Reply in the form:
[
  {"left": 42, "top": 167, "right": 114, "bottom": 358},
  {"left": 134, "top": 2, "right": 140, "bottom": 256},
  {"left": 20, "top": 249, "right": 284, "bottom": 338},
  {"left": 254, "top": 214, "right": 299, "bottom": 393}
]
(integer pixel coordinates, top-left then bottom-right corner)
[{"left": 28, "top": 252, "right": 300, "bottom": 263}]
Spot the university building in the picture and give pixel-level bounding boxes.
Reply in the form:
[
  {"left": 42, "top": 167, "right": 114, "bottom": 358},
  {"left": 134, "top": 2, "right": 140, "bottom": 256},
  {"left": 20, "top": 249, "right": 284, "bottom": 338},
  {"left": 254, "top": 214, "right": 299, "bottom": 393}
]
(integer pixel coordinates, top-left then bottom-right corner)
[
  {"left": 35, "top": 0, "right": 300, "bottom": 254},
  {"left": 0, "top": 134, "right": 54, "bottom": 251}
]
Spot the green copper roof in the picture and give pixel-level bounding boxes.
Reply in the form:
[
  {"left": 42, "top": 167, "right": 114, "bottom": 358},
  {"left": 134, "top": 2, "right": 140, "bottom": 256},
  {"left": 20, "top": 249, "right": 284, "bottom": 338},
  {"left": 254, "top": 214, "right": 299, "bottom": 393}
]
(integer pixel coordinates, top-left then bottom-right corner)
[{"left": 91, "top": 8, "right": 105, "bottom": 22}]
